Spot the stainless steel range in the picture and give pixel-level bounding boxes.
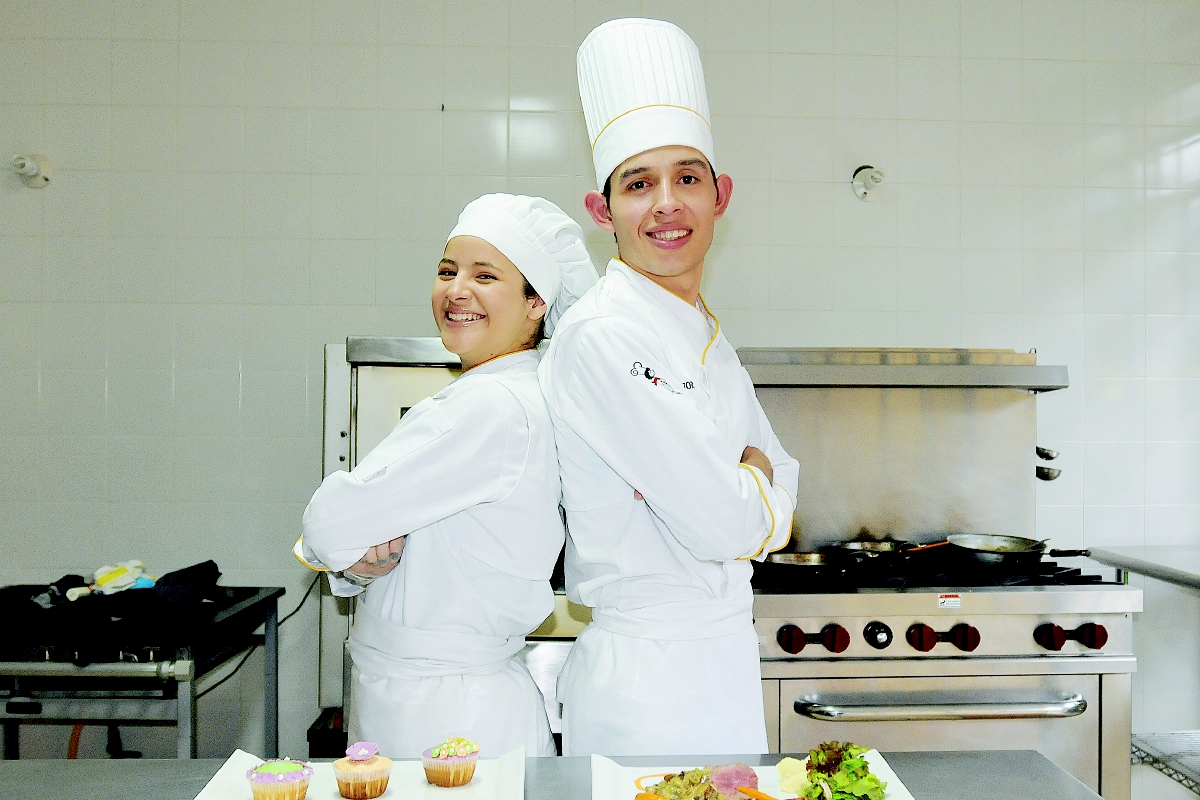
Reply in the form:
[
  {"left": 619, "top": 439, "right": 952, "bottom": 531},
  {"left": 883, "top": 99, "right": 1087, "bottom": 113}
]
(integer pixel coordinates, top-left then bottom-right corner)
[
  {"left": 754, "top": 572, "right": 1138, "bottom": 800},
  {"left": 741, "top": 348, "right": 1142, "bottom": 800}
]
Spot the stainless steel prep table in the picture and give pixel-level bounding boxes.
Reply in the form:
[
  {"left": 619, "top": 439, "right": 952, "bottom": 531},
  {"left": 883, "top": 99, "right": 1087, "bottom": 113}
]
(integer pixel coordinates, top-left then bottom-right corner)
[
  {"left": 1087, "top": 546, "right": 1200, "bottom": 793},
  {"left": 0, "top": 586, "right": 284, "bottom": 760},
  {"left": 0, "top": 751, "right": 1104, "bottom": 800}
]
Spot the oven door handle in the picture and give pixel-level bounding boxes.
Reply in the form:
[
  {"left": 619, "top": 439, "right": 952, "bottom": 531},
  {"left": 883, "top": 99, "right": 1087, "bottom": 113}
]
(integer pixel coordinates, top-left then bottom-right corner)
[{"left": 795, "top": 694, "right": 1087, "bottom": 721}]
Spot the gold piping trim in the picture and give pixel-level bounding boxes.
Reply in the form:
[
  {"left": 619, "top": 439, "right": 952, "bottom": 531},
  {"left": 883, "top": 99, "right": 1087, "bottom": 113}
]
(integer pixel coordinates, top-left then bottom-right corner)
[
  {"left": 769, "top": 509, "right": 795, "bottom": 554},
  {"left": 463, "top": 346, "right": 535, "bottom": 373},
  {"left": 293, "top": 536, "right": 328, "bottom": 572},
  {"left": 697, "top": 294, "right": 720, "bottom": 365},
  {"left": 591, "top": 104, "right": 713, "bottom": 153},
  {"left": 736, "top": 463, "right": 777, "bottom": 561},
  {"left": 613, "top": 258, "right": 710, "bottom": 326}
]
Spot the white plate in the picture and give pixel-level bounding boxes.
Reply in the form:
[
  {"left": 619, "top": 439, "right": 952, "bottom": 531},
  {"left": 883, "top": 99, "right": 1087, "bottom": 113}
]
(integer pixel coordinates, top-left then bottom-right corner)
[
  {"left": 195, "top": 747, "right": 525, "bottom": 800},
  {"left": 591, "top": 749, "right": 913, "bottom": 800}
]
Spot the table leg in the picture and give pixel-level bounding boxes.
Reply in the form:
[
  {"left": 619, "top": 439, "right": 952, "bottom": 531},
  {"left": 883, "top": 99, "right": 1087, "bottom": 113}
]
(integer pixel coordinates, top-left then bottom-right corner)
[
  {"left": 2, "top": 722, "right": 17, "bottom": 760},
  {"left": 177, "top": 676, "right": 197, "bottom": 759},
  {"left": 265, "top": 599, "right": 279, "bottom": 759}
]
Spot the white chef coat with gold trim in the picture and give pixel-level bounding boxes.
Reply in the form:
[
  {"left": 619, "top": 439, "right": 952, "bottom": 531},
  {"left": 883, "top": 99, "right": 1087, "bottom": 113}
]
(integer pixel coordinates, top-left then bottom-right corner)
[
  {"left": 299, "top": 349, "right": 561, "bottom": 757},
  {"left": 537, "top": 259, "right": 799, "bottom": 756}
]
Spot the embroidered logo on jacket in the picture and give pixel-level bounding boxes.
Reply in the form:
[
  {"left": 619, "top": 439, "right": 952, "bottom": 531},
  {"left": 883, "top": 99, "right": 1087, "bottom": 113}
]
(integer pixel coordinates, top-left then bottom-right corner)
[{"left": 630, "top": 361, "right": 681, "bottom": 395}]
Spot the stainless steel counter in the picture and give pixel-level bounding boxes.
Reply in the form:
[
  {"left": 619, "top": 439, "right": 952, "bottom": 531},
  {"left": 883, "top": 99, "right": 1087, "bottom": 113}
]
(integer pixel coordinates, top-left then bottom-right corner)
[
  {"left": 1090, "top": 546, "right": 1200, "bottom": 591},
  {"left": 0, "top": 751, "right": 1103, "bottom": 799}
]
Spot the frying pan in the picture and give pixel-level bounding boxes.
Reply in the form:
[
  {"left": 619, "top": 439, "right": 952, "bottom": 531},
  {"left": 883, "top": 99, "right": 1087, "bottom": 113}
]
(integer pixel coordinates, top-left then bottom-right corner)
[
  {"left": 767, "top": 552, "right": 833, "bottom": 567},
  {"left": 836, "top": 538, "right": 909, "bottom": 555},
  {"left": 909, "top": 533, "right": 1089, "bottom": 565}
]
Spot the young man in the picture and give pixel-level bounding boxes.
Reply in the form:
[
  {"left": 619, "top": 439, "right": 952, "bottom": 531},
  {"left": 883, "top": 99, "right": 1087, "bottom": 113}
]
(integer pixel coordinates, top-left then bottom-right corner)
[{"left": 538, "top": 19, "right": 799, "bottom": 756}]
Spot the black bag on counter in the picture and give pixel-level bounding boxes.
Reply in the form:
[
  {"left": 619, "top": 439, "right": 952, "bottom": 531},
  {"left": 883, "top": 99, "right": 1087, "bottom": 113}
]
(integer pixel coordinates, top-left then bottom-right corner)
[{"left": 0, "top": 560, "right": 228, "bottom": 666}]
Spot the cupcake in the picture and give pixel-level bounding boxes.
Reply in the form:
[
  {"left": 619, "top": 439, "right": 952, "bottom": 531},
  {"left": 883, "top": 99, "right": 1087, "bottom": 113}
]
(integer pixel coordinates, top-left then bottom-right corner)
[
  {"left": 422, "top": 737, "right": 480, "bottom": 787},
  {"left": 246, "top": 758, "right": 314, "bottom": 800},
  {"left": 333, "top": 742, "right": 393, "bottom": 799}
]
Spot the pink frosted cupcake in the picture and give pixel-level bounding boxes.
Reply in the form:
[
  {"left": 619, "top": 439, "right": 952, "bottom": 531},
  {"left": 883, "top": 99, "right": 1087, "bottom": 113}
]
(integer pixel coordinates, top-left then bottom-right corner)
[
  {"left": 246, "top": 758, "right": 314, "bottom": 800},
  {"left": 333, "top": 742, "right": 393, "bottom": 799},
  {"left": 422, "top": 737, "right": 480, "bottom": 787}
]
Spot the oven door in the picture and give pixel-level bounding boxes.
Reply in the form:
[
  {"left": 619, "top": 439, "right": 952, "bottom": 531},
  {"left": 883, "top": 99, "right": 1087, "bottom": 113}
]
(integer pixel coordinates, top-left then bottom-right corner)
[{"left": 777, "top": 674, "right": 1100, "bottom": 792}]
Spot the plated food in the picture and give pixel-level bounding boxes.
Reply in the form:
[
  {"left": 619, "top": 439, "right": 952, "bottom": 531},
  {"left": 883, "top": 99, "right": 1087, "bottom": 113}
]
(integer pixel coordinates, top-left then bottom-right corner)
[
  {"left": 777, "top": 741, "right": 886, "bottom": 800},
  {"left": 636, "top": 763, "right": 759, "bottom": 800},
  {"left": 332, "top": 741, "right": 393, "bottom": 799},
  {"left": 631, "top": 743, "right": 887, "bottom": 800},
  {"left": 422, "top": 736, "right": 480, "bottom": 787},
  {"left": 246, "top": 757, "right": 315, "bottom": 800}
]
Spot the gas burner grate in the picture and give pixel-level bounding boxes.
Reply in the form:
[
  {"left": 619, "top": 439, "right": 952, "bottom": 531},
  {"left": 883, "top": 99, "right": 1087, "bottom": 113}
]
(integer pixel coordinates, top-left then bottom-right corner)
[{"left": 751, "top": 558, "right": 1117, "bottom": 594}]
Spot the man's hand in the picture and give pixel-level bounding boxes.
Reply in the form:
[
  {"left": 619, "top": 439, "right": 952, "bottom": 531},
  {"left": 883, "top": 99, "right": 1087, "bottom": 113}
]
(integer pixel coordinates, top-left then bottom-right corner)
[
  {"left": 346, "top": 536, "right": 405, "bottom": 579},
  {"left": 741, "top": 446, "right": 774, "bottom": 485}
]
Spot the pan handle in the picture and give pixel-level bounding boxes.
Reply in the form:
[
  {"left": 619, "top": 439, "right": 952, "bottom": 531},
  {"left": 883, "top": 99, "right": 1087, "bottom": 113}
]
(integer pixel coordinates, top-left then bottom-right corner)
[
  {"left": 795, "top": 694, "right": 1087, "bottom": 721},
  {"left": 904, "top": 540, "right": 951, "bottom": 553},
  {"left": 1048, "top": 549, "right": 1091, "bottom": 558}
]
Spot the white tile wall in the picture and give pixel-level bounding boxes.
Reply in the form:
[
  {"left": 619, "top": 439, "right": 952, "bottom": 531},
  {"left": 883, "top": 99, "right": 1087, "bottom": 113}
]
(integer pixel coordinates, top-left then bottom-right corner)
[{"left": 1, "top": 0, "right": 1198, "bottom": 779}]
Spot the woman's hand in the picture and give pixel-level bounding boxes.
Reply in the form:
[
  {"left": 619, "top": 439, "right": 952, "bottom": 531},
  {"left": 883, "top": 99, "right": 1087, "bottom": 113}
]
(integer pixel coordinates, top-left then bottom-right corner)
[
  {"left": 740, "top": 446, "right": 774, "bottom": 485},
  {"left": 346, "top": 536, "right": 406, "bottom": 579}
]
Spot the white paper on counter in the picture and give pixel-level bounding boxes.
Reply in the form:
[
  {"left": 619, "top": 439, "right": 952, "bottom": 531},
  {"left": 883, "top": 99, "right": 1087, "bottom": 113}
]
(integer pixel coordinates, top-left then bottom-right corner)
[
  {"left": 196, "top": 747, "right": 525, "bottom": 800},
  {"left": 591, "top": 749, "right": 914, "bottom": 800}
]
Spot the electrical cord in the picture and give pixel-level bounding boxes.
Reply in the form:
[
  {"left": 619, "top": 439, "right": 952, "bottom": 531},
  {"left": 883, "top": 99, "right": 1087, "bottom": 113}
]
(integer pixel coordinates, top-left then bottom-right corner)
[
  {"left": 194, "top": 574, "right": 320, "bottom": 700},
  {"left": 196, "top": 646, "right": 257, "bottom": 699},
  {"left": 279, "top": 573, "right": 320, "bottom": 627}
]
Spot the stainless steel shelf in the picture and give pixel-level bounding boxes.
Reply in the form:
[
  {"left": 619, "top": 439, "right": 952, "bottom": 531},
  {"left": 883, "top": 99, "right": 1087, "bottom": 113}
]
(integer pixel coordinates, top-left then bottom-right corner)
[
  {"left": 742, "top": 363, "right": 1068, "bottom": 390},
  {"left": 346, "top": 336, "right": 460, "bottom": 367},
  {"left": 737, "top": 347, "right": 1069, "bottom": 391}
]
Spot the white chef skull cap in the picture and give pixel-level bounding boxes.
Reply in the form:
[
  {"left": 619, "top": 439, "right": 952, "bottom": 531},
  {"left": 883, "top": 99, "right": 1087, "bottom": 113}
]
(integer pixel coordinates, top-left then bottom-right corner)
[
  {"left": 577, "top": 18, "right": 714, "bottom": 190},
  {"left": 447, "top": 194, "right": 598, "bottom": 337}
]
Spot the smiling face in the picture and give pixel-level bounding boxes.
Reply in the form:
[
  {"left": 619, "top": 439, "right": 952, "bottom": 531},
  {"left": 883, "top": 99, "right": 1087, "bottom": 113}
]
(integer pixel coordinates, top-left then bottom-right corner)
[
  {"left": 432, "top": 236, "right": 547, "bottom": 371},
  {"left": 584, "top": 145, "right": 733, "bottom": 302}
]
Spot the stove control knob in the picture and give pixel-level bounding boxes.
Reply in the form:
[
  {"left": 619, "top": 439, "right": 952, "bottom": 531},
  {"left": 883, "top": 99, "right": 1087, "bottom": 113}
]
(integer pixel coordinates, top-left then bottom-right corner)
[
  {"left": 906, "top": 623, "right": 938, "bottom": 652},
  {"left": 1034, "top": 623, "right": 1067, "bottom": 651},
  {"left": 1073, "top": 622, "right": 1109, "bottom": 650},
  {"left": 821, "top": 623, "right": 851, "bottom": 653},
  {"left": 949, "top": 623, "right": 981, "bottom": 652},
  {"left": 863, "top": 621, "right": 893, "bottom": 650},
  {"left": 777, "top": 624, "right": 807, "bottom": 654}
]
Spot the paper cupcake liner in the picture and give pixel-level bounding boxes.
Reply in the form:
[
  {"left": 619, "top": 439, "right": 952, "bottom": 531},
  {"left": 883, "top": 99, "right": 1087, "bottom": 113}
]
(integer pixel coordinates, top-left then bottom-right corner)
[
  {"left": 333, "top": 756, "right": 393, "bottom": 800},
  {"left": 248, "top": 777, "right": 312, "bottom": 800},
  {"left": 422, "top": 751, "right": 479, "bottom": 787}
]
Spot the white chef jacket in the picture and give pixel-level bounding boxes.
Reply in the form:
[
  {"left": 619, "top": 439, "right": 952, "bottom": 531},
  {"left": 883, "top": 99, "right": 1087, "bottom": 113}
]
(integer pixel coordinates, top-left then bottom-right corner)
[
  {"left": 538, "top": 259, "right": 799, "bottom": 757},
  {"left": 299, "top": 349, "right": 560, "bottom": 757}
]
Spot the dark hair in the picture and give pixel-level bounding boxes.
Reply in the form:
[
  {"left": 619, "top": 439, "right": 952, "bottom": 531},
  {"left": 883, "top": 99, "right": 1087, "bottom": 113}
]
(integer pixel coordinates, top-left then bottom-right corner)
[{"left": 522, "top": 278, "right": 547, "bottom": 346}]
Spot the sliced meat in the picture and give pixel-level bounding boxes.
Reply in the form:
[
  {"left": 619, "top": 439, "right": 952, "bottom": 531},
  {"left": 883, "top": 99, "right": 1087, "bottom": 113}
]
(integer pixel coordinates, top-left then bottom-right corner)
[{"left": 709, "top": 763, "right": 758, "bottom": 799}]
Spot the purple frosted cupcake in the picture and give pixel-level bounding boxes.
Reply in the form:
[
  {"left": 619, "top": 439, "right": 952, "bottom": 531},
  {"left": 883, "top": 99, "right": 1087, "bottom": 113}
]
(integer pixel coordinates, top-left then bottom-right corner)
[
  {"left": 422, "top": 737, "right": 480, "bottom": 787},
  {"left": 333, "top": 741, "right": 393, "bottom": 799},
  {"left": 246, "top": 758, "right": 314, "bottom": 800}
]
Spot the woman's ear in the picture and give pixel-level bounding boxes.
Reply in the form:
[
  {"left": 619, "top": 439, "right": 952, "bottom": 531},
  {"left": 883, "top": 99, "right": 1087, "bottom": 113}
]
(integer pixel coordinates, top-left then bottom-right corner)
[
  {"left": 527, "top": 294, "right": 548, "bottom": 321},
  {"left": 584, "top": 190, "right": 616, "bottom": 232}
]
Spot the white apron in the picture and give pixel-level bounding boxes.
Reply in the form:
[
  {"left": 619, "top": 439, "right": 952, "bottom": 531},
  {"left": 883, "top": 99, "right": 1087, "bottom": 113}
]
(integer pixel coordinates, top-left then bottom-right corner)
[
  {"left": 538, "top": 260, "right": 799, "bottom": 756},
  {"left": 299, "top": 350, "right": 560, "bottom": 757}
]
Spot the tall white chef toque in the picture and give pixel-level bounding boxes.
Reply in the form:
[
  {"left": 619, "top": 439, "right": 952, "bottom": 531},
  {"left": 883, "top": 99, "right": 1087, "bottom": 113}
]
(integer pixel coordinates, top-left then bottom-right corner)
[
  {"left": 447, "top": 194, "right": 599, "bottom": 337},
  {"left": 577, "top": 18, "right": 714, "bottom": 190}
]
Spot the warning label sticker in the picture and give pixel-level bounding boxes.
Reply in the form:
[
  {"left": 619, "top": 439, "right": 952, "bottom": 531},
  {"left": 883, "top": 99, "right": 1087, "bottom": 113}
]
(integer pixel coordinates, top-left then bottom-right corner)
[{"left": 937, "top": 593, "right": 962, "bottom": 609}]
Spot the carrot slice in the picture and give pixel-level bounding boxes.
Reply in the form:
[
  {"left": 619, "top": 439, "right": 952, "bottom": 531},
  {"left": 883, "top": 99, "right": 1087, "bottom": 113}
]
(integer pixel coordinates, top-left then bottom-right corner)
[{"left": 737, "top": 788, "right": 780, "bottom": 800}]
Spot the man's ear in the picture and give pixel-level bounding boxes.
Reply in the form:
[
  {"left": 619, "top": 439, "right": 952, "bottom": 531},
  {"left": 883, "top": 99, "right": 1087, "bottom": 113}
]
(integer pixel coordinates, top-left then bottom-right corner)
[
  {"left": 584, "top": 190, "right": 616, "bottom": 233},
  {"left": 713, "top": 174, "right": 734, "bottom": 221}
]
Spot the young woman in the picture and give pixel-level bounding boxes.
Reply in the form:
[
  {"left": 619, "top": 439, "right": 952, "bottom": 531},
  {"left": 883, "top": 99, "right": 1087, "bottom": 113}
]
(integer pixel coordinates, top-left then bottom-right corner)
[{"left": 296, "top": 194, "right": 597, "bottom": 757}]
